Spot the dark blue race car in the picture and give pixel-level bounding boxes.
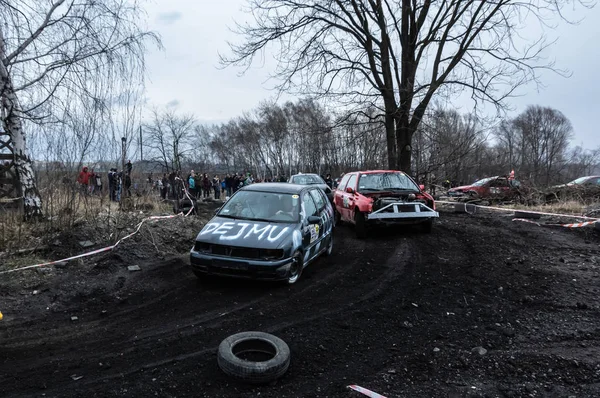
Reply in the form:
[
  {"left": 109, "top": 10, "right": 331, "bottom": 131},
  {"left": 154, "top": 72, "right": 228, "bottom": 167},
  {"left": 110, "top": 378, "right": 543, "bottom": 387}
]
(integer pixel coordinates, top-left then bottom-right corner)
[{"left": 190, "top": 183, "right": 335, "bottom": 284}]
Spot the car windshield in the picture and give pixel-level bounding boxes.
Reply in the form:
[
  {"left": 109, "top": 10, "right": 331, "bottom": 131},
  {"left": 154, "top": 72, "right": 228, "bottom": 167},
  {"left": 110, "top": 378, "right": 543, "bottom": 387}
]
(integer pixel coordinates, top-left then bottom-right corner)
[
  {"left": 472, "top": 176, "right": 497, "bottom": 186},
  {"left": 291, "top": 174, "right": 324, "bottom": 185},
  {"left": 567, "top": 177, "right": 590, "bottom": 185},
  {"left": 217, "top": 190, "right": 300, "bottom": 223},
  {"left": 357, "top": 172, "right": 419, "bottom": 192}
]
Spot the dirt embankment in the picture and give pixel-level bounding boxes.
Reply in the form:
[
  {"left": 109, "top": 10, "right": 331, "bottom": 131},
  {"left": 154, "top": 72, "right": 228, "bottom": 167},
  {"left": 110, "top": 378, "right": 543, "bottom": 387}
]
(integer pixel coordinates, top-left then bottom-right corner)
[{"left": 1, "top": 207, "right": 600, "bottom": 397}]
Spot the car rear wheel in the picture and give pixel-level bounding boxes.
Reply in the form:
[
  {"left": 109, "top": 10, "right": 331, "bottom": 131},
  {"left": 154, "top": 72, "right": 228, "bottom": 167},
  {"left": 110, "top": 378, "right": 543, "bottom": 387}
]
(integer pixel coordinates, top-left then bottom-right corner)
[
  {"left": 286, "top": 251, "right": 303, "bottom": 284},
  {"left": 355, "top": 211, "right": 367, "bottom": 239}
]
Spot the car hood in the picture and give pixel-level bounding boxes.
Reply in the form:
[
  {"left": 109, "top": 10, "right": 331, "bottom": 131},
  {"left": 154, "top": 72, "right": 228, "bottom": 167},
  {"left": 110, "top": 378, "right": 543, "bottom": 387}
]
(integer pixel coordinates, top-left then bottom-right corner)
[
  {"left": 358, "top": 191, "right": 420, "bottom": 200},
  {"left": 195, "top": 216, "right": 296, "bottom": 249}
]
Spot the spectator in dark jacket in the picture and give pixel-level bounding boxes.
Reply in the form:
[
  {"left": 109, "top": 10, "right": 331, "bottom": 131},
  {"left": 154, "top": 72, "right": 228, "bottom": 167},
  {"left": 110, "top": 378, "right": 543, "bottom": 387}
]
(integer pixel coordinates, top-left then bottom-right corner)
[
  {"left": 213, "top": 175, "right": 221, "bottom": 199},
  {"left": 225, "top": 173, "right": 233, "bottom": 196},
  {"left": 325, "top": 174, "right": 333, "bottom": 188},
  {"left": 202, "top": 173, "right": 211, "bottom": 198}
]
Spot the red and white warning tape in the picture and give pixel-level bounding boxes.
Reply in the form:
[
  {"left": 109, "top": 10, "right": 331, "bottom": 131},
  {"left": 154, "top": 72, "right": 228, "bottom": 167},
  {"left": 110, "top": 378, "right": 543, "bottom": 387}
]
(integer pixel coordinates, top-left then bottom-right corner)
[
  {"left": 348, "top": 385, "right": 387, "bottom": 398},
  {"left": 437, "top": 200, "right": 600, "bottom": 221},
  {"left": 512, "top": 218, "right": 597, "bottom": 228},
  {"left": 0, "top": 206, "right": 195, "bottom": 275}
]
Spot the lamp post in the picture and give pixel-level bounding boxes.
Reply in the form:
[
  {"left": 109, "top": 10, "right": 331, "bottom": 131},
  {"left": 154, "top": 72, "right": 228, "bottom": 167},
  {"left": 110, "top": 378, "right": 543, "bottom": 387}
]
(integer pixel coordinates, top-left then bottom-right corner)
[{"left": 120, "top": 137, "right": 126, "bottom": 206}]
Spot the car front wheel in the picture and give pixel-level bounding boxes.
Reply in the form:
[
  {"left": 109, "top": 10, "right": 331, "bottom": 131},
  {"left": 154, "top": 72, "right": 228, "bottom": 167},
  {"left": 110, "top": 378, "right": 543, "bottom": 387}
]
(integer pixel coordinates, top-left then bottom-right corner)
[
  {"left": 286, "top": 251, "right": 304, "bottom": 284},
  {"left": 355, "top": 211, "right": 367, "bottom": 239}
]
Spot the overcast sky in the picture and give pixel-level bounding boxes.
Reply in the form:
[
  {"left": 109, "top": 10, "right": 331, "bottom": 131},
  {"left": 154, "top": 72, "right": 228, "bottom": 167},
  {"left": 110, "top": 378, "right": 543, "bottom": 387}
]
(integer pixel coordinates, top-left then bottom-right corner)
[{"left": 143, "top": 0, "right": 600, "bottom": 150}]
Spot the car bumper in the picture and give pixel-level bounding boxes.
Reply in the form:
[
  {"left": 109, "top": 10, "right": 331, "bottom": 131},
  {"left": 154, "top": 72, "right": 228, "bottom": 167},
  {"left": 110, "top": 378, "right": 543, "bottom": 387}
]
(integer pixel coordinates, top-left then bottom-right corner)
[
  {"left": 366, "top": 217, "right": 435, "bottom": 226},
  {"left": 190, "top": 251, "right": 294, "bottom": 280},
  {"left": 366, "top": 202, "right": 439, "bottom": 225}
]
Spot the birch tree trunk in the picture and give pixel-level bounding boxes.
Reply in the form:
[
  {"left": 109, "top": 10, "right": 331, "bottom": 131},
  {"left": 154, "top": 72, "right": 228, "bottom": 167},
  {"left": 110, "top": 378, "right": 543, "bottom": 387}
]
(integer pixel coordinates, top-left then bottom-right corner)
[{"left": 0, "top": 27, "right": 43, "bottom": 218}]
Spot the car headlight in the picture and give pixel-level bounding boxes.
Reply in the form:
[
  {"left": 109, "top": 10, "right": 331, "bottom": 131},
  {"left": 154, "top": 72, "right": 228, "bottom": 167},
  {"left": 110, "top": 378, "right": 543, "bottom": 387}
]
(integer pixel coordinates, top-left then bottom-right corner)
[
  {"left": 259, "top": 249, "right": 284, "bottom": 260},
  {"left": 194, "top": 242, "right": 211, "bottom": 252}
]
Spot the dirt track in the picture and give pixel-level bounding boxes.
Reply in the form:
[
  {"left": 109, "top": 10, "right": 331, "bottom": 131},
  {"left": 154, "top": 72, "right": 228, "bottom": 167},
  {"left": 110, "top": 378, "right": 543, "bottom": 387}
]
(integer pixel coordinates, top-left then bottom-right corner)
[{"left": 1, "top": 206, "right": 600, "bottom": 397}]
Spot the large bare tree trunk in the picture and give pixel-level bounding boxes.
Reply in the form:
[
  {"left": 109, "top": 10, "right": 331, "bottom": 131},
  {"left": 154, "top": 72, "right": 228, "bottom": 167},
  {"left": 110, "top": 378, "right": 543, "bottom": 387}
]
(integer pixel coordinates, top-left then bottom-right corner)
[
  {"left": 396, "top": 115, "right": 414, "bottom": 175},
  {"left": 0, "top": 29, "right": 42, "bottom": 219},
  {"left": 384, "top": 111, "right": 397, "bottom": 169}
]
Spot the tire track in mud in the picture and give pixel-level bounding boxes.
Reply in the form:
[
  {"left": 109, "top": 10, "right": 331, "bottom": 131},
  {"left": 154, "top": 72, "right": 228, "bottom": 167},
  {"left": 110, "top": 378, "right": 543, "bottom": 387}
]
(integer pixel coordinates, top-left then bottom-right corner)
[
  {"left": 0, "top": 227, "right": 415, "bottom": 397},
  {"left": 66, "top": 242, "right": 415, "bottom": 395}
]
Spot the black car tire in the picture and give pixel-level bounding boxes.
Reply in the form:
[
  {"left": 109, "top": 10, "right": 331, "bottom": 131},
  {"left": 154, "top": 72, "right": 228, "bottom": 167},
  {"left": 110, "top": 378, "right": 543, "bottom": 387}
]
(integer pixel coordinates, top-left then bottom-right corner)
[
  {"left": 286, "top": 251, "right": 303, "bottom": 284},
  {"left": 355, "top": 211, "right": 367, "bottom": 239},
  {"left": 217, "top": 331, "right": 290, "bottom": 384},
  {"left": 334, "top": 209, "right": 342, "bottom": 225},
  {"left": 323, "top": 234, "right": 334, "bottom": 257}
]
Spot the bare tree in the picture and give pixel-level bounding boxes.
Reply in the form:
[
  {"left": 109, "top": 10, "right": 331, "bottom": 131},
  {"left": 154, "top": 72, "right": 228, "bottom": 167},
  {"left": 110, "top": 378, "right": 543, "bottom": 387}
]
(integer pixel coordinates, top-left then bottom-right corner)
[
  {"left": 144, "top": 109, "right": 196, "bottom": 173},
  {"left": 0, "top": 0, "right": 159, "bottom": 217},
  {"left": 413, "top": 108, "right": 486, "bottom": 185},
  {"left": 221, "top": 0, "right": 587, "bottom": 174},
  {"left": 513, "top": 105, "right": 573, "bottom": 185}
]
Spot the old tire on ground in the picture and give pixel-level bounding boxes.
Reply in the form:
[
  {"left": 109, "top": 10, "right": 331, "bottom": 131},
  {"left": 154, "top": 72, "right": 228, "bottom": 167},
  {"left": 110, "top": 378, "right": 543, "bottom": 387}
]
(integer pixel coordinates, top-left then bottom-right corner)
[
  {"left": 286, "top": 251, "right": 303, "bottom": 284},
  {"left": 355, "top": 211, "right": 367, "bottom": 239},
  {"left": 217, "top": 331, "right": 290, "bottom": 384},
  {"left": 514, "top": 210, "right": 542, "bottom": 220}
]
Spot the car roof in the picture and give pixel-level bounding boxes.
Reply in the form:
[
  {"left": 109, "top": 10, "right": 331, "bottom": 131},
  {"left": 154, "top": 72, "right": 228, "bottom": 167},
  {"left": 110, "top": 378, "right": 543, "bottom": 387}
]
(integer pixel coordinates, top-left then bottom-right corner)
[
  {"left": 241, "top": 182, "right": 308, "bottom": 194},
  {"left": 346, "top": 170, "right": 407, "bottom": 175},
  {"left": 290, "top": 173, "right": 321, "bottom": 177}
]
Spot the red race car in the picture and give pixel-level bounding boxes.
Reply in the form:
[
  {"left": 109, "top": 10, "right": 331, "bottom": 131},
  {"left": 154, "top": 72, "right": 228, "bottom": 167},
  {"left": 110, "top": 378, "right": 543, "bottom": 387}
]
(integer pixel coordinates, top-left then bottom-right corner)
[
  {"left": 333, "top": 170, "right": 438, "bottom": 238},
  {"left": 447, "top": 175, "right": 522, "bottom": 201}
]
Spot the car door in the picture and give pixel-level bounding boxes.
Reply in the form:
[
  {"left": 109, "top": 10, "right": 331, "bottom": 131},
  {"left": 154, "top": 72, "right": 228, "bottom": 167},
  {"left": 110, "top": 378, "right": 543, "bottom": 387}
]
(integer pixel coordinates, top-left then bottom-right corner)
[
  {"left": 309, "top": 188, "right": 332, "bottom": 247},
  {"left": 334, "top": 174, "right": 351, "bottom": 219},
  {"left": 301, "top": 190, "right": 321, "bottom": 263}
]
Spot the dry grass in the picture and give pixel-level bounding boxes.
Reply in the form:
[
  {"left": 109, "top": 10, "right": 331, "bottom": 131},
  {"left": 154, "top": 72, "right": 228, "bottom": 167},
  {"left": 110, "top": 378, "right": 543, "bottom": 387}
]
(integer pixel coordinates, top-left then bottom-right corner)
[
  {"left": 506, "top": 200, "right": 599, "bottom": 216},
  {"left": 0, "top": 183, "right": 171, "bottom": 252}
]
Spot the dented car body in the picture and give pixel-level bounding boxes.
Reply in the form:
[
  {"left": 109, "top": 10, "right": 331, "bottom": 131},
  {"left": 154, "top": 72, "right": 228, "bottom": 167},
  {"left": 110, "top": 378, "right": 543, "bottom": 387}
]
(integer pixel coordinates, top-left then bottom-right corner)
[
  {"left": 447, "top": 175, "right": 522, "bottom": 200},
  {"left": 333, "top": 170, "right": 438, "bottom": 238},
  {"left": 190, "top": 183, "right": 334, "bottom": 284}
]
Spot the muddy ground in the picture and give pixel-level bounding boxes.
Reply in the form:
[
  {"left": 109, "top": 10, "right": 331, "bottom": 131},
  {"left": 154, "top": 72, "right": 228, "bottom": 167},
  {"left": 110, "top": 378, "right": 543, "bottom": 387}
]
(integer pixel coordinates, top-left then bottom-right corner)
[{"left": 1, "top": 203, "right": 600, "bottom": 397}]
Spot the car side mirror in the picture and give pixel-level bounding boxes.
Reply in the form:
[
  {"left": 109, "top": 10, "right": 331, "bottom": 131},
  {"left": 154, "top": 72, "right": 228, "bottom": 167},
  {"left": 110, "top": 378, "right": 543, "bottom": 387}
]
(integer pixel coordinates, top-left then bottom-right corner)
[
  {"left": 307, "top": 215, "right": 321, "bottom": 224},
  {"left": 419, "top": 184, "right": 425, "bottom": 191},
  {"left": 345, "top": 187, "right": 354, "bottom": 194}
]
